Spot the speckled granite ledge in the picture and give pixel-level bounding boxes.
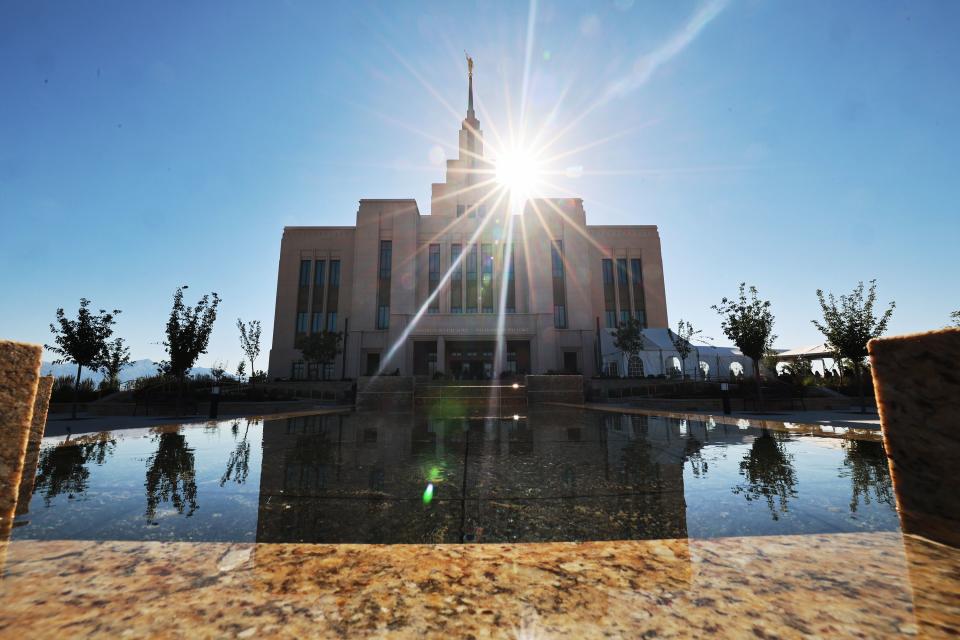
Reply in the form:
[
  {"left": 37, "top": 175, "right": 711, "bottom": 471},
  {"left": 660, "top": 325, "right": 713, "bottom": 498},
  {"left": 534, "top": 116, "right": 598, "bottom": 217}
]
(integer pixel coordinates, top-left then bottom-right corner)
[{"left": 1, "top": 532, "right": 956, "bottom": 638}]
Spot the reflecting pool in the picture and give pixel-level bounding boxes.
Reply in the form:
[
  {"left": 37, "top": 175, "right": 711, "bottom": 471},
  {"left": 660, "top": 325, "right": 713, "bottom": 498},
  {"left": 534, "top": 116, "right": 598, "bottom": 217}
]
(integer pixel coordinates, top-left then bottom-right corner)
[{"left": 12, "top": 409, "right": 898, "bottom": 543}]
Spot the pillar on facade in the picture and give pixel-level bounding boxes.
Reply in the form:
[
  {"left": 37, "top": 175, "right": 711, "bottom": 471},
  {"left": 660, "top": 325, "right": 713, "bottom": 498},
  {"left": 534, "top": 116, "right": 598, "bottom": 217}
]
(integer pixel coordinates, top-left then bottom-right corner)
[{"left": 437, "top": 335, "right": 446, "bottom": 375}]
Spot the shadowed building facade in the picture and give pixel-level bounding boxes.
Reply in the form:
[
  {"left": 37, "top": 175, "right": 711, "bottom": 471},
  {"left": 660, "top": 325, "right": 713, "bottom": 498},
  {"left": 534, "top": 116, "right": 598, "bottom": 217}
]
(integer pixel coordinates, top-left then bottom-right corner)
[{"left": 268, "top": 65, "right": 668, "bottom": 380}]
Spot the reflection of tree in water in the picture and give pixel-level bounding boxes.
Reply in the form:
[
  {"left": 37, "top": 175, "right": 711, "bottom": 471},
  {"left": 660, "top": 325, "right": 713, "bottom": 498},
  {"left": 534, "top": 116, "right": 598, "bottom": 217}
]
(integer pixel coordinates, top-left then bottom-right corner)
[
  {"left": 842, "top": 439, "right": 893, "bottom": 512},
  {"left": 684, "top": 438, "right": 708, "bottom": 477},
  {"left": 733, "top": 429, "right": 798, "bottom": 520},
  {"left": 618, "top": 438, "right": 660, "bottom": 491},
  {"left": 33, "top": 433, "right": 117, "bottom": 505},
  {"left": 220, "top": 420, "right": 254, "bottom": 486},
  {"left": 145, "top": 431, "right": 198, "bottom": 519}
]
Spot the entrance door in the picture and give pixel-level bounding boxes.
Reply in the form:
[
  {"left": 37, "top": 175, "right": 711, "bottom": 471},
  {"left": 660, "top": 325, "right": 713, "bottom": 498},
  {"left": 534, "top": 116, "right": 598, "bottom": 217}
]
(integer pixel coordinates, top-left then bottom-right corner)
[
  {"left": 365, "top": 352, "right": 380, "bottom": 376},
  {"left": 563, "top": 351, "right": 578, "bottom": 374}
]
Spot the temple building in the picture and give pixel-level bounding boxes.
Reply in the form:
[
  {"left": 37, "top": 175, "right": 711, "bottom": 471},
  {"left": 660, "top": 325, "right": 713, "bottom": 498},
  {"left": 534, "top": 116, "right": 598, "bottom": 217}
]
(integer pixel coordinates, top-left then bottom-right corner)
[{"left": 267, "top": 62, "right": 669, "bottom": 380}]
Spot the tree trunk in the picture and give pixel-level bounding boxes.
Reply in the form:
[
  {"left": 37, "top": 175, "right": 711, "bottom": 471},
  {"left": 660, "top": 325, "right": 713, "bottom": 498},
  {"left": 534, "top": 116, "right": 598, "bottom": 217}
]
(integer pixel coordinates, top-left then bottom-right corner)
[
  {"left": 249, "top": 359, "right": 255, "bottom": 388},
  {"left": 176, "top": 375, "right": 184, "bottom": 417},
  {"left": 753, "top": 358, "right": 763, "bottom": 411},
  {"left": 72, "top": 362, "right": 83, "bottom": 420},
  {"left": 856, "top": 362, "right": 865, "bottom": 414}
]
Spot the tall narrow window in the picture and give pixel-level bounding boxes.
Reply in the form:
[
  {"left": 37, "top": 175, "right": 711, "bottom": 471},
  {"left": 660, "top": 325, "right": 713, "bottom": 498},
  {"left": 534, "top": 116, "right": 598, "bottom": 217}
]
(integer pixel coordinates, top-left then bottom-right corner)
[
  {"left": 295, "top": 259, "right": 311, "bottom": 337},
  {"left": 602, "top": 258, "right": 616, "bottom": 328},
  {"left": 311, "top": 260, "right": 326, "bottom": 333},
  {"left": 504, "top": 243, "right": 515, "bottom": 313},
  {"left": 450, "top": 244, "right": 463, "bottom": 313},
  {"left": 428, "top": 244, "right": 440, "bottom": 313},
  {"left": 551, "top": 240, "right": 567, "bottom": 328},
  {"left": 480, "top": 243, "right": 493, "bottom": 313},
  {"left": 456, "top": 204, "right": 465, "bottom": 218},
  {"left": 465, "top": 244, "right": 478, "bottom": 313},
  {"left": 326, "top": 260, "right": 340, "bottom": 331},
  {"left": 617, "top": 258, "right": 631, "bottom": 326},
  {"left": 631, "top": 258, "right": 647, "bottom": 327},
  {"left": 376, "top": 241, "right": 392, "bottom": 329}
]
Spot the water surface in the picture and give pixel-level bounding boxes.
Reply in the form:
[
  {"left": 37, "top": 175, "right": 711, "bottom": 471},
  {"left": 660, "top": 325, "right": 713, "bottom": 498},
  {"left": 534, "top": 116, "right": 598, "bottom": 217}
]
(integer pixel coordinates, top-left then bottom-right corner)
[{"left": 13, "top": 409, "right": 897, "bottom": 543}]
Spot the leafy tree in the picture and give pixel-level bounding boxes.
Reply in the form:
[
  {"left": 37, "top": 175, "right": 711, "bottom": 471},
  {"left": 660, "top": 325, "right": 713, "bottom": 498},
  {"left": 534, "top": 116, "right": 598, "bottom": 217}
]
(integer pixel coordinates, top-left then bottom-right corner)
[
  {"left": 235, "top": 360, "right": 246, "bottom": 384},
  {"left": 97, "top": 337, "right": 131, "bottom": 393},
  {"left": 297, "top": 331, "right": 343, "bottom": 380},
  {"left": 732, "top": 429, "right": 797, "bottom": 520},
  {"left": 951, "top": 310, "right": 960, "bottom": 328},
  {"left": 237, "top": 318, "right": 262, "bottom": 386},
  {"left": 669, "top": 319, "right": 705, "bottom": 380},
  {"left": 46, "top": 298, "right": 120, "bottom": 419},
  {"left": 611, "top": 316, "right": 644, "bottom": 377},
  {"left": 144, "top": 430, "right": 198, "bottom": 520},
  {"left": 812, "top": 280, "right": 894, "bottom": 413},
  {"left": 220, "top": 419, "right": 253, "bottom": 486},
  {"left": 841, "top": 439, "right": 893, "bottom": 513},
  {"left": 210, "top": 360, "right": 227, "bottom": 384},
  {"left": 712, "top": 284, "right": 776, "bottom": 407},
  {"left": 158, "top": 286, "right": 221, "bottom": 414}
]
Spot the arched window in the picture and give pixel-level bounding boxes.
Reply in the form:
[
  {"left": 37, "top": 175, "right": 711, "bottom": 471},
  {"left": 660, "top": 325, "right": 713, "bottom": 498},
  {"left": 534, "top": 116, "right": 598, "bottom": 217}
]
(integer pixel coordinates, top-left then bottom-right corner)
[
  {"left": 729, "top": 362, "right": 745, "bottom": 379},
  {"left": 699, "top": 361, "right": 710, "bottom": 379},
  {"left": 666, "top": 356, "right": 682, "bottom": 378},
  {"left": 628, "top": 355, "right": 644, "bottom": 378}
]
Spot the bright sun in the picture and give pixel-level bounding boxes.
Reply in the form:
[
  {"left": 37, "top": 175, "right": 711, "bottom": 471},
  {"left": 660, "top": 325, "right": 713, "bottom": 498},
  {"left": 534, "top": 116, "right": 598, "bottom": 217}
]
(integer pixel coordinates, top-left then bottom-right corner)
[{"left": 496, "top": 148, "right": 542, "bottom": 204}]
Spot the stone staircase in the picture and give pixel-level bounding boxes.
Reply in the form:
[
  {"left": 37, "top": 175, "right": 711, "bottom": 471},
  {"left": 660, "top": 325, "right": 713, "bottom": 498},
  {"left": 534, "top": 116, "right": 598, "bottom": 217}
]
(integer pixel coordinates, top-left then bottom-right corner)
[{"left": 413, "top": 380, "right": 528, "bottom": 418}]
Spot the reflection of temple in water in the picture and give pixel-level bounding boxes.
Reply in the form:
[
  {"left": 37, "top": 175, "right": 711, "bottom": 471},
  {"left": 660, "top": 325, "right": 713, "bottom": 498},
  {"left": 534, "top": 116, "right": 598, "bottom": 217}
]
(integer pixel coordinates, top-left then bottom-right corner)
[{"left": 255, "top": 410, "right": 691, "bottom": 544}]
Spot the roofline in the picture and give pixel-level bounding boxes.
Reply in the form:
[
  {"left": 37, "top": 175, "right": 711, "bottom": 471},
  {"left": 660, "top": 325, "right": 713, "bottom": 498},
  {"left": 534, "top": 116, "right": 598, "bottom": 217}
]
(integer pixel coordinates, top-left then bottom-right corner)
[{"left": 587, "top": 224, "right": 659, "bottom": 230}]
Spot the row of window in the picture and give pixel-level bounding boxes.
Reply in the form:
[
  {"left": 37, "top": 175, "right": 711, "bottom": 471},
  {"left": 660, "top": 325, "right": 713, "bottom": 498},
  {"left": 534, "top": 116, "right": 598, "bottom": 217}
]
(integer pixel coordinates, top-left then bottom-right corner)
[
  {"left": 296, "top": 259, "right": 340, "bottom": 336},
  {"left": 602, "top": 257, "right": 646, "bottom": 328},
  {"left": 455, "top": 203, "right": 486, "bottom": 218},
  {"left": 431, "top": 242, "right": 516, "bottom": 315}
]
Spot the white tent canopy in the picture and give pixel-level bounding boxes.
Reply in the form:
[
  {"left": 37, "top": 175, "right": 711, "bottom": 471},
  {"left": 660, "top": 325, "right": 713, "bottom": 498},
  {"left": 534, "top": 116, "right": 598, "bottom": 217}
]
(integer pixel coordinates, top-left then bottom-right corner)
[{"left": 598, "top": 328, "right": 753, "bottom": 380}]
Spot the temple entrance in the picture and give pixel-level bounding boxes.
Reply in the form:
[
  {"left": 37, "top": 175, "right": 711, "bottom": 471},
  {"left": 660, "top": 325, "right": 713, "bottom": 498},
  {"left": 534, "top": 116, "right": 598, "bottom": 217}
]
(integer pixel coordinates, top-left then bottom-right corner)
[
  {"left": 445, "top": 339, "right": 531, "bottom": 380},
  {"left": 448, "top": 341, "right": 495, "bottom": 380}
]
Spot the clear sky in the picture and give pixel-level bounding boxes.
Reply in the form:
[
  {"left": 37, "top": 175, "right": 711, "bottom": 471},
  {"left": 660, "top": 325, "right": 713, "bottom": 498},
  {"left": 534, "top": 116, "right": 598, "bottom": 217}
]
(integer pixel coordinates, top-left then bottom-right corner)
[{"left": 2, "top": 0, "right": 958, "bottom": 369}]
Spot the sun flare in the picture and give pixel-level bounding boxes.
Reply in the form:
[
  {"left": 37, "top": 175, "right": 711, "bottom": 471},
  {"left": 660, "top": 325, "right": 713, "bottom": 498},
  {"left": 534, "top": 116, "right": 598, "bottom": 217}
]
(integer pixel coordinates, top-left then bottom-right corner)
[{"left": 495, "top": 147, "right": 542, "bottom": 205}]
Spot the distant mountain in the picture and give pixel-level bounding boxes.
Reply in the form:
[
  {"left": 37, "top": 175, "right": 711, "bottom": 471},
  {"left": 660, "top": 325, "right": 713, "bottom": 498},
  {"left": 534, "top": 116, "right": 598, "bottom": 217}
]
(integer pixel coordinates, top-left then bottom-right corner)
[{"left": 40, "top": 359, "right": 214, "bottom": 383}]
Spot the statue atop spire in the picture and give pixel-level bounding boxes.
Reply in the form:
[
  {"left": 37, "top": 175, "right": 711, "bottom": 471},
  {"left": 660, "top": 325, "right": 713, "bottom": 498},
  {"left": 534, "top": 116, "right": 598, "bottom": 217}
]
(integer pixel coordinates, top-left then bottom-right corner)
[{"left": 465, "top": 52, "right": 476, "bottom": 122}]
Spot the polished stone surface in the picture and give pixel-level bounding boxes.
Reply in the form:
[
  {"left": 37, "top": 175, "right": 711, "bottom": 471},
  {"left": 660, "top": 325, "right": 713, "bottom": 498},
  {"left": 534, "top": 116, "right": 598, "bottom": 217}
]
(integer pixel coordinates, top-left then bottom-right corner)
[
  {"left": 15, "top": 375, "right": 52, "bottom": 517},
  {"left": 0, "top": 531, "right": 957, "bottom": 638},
  {"left": 0, "top": 340, "right": 42, "bottom": 538},
  {"left": 870, "top": 328, "right": 960, "bottom": 548}
]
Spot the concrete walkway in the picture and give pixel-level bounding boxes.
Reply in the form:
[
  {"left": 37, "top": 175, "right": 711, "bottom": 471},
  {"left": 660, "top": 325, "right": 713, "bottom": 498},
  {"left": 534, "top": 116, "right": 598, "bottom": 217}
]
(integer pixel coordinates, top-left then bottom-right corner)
[
  {"left": 43, "top": 407, "right": 350, "bottom": 437},
  {"left": 597, "top": 402, "right": 881, "bottom": 429}
]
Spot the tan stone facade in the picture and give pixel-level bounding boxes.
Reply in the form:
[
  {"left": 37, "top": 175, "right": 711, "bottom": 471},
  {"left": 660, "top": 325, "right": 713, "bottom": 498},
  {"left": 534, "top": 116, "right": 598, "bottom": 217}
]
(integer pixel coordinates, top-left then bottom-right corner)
[{"left": 268, "top": 73, "right": 668, "bottom": 380}]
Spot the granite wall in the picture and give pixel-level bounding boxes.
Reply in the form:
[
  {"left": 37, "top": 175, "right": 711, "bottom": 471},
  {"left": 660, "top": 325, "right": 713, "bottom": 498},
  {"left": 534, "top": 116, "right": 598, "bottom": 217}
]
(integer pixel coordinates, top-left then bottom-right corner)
[
  {"left": 0, "top": 340, "right": 43, "bottom": 538},
  {"left": 869, "top": 327, "right": 960, "bottom": 548}
]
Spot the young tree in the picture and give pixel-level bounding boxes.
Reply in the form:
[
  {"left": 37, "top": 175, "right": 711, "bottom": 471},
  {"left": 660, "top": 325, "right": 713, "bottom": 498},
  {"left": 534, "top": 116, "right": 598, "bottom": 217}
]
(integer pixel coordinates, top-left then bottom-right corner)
[
  {"left": 158, "top": 286, "right": 221, "bottom": 414},
  {"left": 46, "top": 298, "right": 120, "bottom": 419},
  {"left": 297, "top": 331, "right": 343, "bottom": 380},
  {"left": 97, "top": 337, "right": 131, "bottom": 393},
  {"left": 237, "top": 319, "right": 262, "bottom": 386},
  {"left": 235, "top": 361, "right": 246, "bottom": 384},
  {"left": 210, "top": 361, "right": 227, "bottom": 384},
  {"left": 611, "top": 316, "right": 644, "bottom": 377},
  {"left": 712, "top": 283, "right": 777, "bottom": 408},
  {"left": 669, "top": 319, "right": 705, "bottom": 380},
  {"left": 812, "top": 280, "right": 895, "bottom": 413}
]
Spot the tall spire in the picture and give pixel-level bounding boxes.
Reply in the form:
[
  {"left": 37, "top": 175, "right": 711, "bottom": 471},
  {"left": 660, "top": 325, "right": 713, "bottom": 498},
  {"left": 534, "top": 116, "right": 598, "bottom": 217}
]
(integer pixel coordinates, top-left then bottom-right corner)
[{"left": 465, "top": 52, "right": 476, "bottom": 121}]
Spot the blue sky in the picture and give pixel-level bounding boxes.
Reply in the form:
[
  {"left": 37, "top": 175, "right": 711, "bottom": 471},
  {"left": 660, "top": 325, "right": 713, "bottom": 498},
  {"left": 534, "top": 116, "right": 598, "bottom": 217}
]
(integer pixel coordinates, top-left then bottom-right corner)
[{"left": 2, "top": 0, "right": 958, "bottom": 369}]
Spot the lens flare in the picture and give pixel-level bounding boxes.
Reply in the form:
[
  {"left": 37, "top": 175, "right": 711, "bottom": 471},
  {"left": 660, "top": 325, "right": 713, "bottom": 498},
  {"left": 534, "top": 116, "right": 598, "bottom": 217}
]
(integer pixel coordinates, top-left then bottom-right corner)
[{"left": 422, "top": 483, "right": 435, "bottom": 505}]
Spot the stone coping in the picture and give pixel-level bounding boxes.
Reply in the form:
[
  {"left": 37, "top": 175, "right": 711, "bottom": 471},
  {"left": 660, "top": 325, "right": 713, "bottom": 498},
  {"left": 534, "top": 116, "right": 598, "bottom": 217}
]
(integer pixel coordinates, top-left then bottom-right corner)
[{"left": 0, "top": 531, "right": 956, "bottom": 637}]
